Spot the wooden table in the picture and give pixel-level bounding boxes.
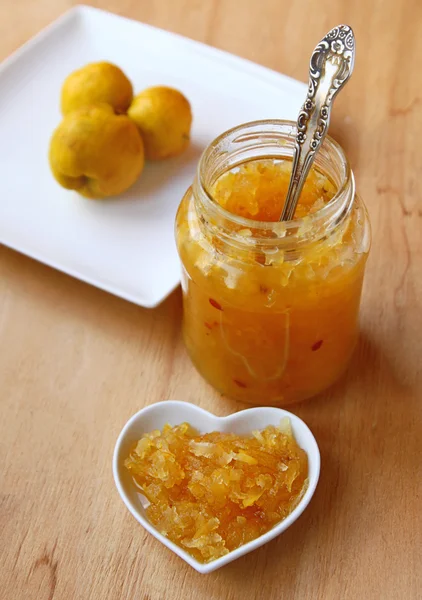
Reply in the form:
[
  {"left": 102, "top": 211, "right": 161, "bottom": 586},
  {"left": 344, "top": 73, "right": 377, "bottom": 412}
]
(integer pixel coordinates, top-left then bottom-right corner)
[{"left": 1, "top": 1, "right": 421, "bottom": 598}]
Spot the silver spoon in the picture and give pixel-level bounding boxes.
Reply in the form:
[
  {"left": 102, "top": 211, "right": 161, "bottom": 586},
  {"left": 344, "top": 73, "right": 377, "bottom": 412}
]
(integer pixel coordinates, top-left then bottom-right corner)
[{"left": 280, "top": 25, "right": 355, "bottom": 221}]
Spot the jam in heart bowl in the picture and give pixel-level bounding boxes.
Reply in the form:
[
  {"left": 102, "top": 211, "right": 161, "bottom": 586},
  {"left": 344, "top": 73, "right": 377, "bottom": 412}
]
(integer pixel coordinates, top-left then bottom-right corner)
[{"left": 113, "top": 400, "right": 320, "bottom": 574}]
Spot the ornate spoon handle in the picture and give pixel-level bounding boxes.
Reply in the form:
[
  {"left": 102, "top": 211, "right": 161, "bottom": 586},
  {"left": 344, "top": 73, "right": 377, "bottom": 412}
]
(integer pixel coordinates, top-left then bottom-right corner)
[{"left": 280, "top": 25, "right": 356, "bottom": 221}]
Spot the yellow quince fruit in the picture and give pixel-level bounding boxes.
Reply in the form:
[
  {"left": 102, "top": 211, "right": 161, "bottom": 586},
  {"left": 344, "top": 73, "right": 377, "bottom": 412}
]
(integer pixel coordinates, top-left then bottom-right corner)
[
  {"left": 49, "top": 103, "right": 144, "bottom": 199},
  {"left": 128, "top": 86, "right": 192, "bottom": 160},
  {"left": 61, "top": 62, "right": 133, "bottom": 115}
]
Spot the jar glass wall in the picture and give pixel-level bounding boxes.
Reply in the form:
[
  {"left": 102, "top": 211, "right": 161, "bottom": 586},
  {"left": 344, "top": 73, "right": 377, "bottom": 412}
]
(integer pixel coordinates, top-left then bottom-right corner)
[{"left": 175, "top": 121, "right": 371, "bottom": 405}]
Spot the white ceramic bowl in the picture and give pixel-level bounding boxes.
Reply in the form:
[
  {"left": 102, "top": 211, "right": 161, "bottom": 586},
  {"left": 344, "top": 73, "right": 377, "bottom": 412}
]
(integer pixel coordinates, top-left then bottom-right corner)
[{"left": 113, "top": 401, "right": 320, "bottom": 574}]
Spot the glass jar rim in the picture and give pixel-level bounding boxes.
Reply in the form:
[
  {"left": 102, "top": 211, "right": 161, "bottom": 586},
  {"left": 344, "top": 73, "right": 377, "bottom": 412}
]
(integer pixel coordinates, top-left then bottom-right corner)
[{"left": 193, "top": 119, "right": 355, "bottom": 249}]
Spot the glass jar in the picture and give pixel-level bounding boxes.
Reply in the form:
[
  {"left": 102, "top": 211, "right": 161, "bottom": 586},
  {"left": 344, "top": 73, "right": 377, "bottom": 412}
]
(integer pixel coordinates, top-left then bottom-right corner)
[{"left": 175, "top": 120, "right": 371, "bottom": 405}]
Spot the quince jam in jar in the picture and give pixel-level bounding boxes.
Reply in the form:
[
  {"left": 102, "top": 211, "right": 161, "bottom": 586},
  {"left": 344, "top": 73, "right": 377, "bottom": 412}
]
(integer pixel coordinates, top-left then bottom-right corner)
[{"left": 175, "top": 121, "right": 371, "bottom": 405}]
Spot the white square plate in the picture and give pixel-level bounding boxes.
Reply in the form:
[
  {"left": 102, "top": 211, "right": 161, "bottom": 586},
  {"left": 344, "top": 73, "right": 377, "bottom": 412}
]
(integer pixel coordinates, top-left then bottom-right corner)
[{"left": 0, "top": 5, "right": 306, "bottom": 307}]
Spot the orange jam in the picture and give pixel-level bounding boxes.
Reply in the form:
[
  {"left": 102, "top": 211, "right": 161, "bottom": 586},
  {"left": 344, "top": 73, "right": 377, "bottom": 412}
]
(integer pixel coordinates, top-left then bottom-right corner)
[
  {"left": 124, "top": 421, "right": 308, "bottom": 563},
  {"left": 176, "top": 125, "right": 371, "bottom": 406},
  {"left": 212, "top": 159, "right": 336, "bottom": 221}
]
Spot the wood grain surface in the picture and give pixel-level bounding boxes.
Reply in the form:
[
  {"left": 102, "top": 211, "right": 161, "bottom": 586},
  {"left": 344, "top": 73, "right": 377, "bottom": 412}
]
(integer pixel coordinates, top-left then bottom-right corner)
[{"left": 1, "top": 1, "right": 421, "bottom": 599}]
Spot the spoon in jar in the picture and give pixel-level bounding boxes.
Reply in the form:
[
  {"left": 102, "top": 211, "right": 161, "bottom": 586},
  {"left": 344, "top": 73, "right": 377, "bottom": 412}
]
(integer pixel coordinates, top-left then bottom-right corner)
[{"left": 279, "top": 25, "right": 355, "bottom": 221}]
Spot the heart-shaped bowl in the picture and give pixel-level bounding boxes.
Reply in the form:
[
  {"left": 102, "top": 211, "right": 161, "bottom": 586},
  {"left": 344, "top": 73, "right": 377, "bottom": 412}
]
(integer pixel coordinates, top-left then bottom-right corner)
[{"left": 113, "top": 401, "right": 320, "bottom": 574}]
